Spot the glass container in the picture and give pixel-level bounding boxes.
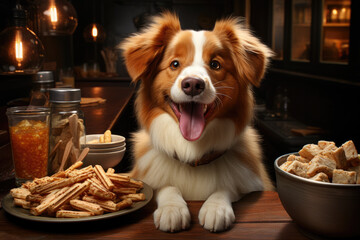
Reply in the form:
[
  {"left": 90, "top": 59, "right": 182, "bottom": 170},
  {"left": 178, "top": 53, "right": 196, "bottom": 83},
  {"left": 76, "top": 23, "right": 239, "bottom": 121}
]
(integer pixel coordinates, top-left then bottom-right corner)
[
  {"left": 6, "top": 106, "right": 50, "bottom": 186},
  {"left": 48, "top": 88, "right": 85, "bottom": 174}
]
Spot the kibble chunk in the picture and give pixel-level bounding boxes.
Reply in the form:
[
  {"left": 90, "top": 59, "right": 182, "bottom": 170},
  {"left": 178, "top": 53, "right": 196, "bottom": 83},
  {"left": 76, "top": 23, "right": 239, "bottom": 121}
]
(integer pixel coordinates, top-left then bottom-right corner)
[
  {"left": 286, "top": 154, "right": 309, "bottom": 163},
  {"left": 307, "top": 155, "right": 336, "bottom": 178},
  {"left": 321, "top": 147, "right": 347, "bottom": 169},
  {"left": 318, "top": 140, "right": 336, "bottom": 150},
  {"left": 332, "top": 169, "right": 357, "bottom": 184},
  {"left": 299, "top": 144, "right": 322, "bottom": 160},
  {"left": 342, "top": 140, "right": 359, "bottom": 166},
  {"left": 310, "top": 172, "right": 329, "bottom": 182},
  {"left": 285, "top": 160, "right": 308, "bottom": 178}
]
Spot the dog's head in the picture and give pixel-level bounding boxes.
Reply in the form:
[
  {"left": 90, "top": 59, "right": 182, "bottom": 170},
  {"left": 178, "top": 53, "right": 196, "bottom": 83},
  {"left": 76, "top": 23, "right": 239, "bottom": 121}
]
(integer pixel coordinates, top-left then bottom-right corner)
[{"left": 121, "top": 12, "right": 272, "bottom": 142}]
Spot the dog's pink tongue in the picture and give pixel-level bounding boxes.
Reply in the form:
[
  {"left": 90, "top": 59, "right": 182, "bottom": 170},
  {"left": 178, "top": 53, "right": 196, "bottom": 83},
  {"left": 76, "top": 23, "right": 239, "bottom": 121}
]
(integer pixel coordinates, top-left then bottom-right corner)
[{"left": 179, "top": 102, "right": 205, "bottom": 141}]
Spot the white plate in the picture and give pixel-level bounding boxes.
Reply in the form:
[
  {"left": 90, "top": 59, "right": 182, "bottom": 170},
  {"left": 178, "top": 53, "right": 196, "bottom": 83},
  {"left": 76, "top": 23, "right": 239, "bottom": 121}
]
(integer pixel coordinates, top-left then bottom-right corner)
[{"left": 80, "top": 134, "right": 125, "bottom": 149}]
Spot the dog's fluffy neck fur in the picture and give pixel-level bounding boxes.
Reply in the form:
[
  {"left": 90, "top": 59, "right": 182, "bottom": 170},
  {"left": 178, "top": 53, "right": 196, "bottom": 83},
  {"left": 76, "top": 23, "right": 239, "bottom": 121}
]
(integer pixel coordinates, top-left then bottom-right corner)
[{"left": 132, "top": 113, "right": 264, "bottom": 201}]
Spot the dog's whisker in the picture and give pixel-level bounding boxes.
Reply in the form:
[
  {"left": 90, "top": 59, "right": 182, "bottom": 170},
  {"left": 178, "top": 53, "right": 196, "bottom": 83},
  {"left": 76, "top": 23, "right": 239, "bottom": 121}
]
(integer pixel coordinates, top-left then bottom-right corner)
[{"left": 216, "top": 92, "right": 232, "bottom": 100}]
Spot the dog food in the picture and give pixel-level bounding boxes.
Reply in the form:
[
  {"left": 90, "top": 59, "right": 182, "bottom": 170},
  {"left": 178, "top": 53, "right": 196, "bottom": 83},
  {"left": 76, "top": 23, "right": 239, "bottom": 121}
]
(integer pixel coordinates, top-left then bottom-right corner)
[{"left": 280, "top": 140, "right": 360, "bottom": 184}]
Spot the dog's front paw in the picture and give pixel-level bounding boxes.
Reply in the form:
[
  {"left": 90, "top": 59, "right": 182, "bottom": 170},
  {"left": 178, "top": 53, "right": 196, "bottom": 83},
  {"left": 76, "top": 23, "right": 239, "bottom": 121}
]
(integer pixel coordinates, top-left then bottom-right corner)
[
  {"left": 154, "top": 204, "right": 191, "bottom": 232},
  {"left": 198, "top": 199, "right": 235, "bottom": 232}
]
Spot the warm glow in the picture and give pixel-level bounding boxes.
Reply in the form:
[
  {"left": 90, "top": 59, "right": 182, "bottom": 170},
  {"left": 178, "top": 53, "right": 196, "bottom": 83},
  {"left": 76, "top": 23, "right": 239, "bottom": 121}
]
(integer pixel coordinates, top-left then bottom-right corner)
[
  {"left": 332, "top": 9, "right": 338, "bottom": 16},
  {"left": 15, "top": 31, "right": 23, "bottom": 65},
  {"left": 50, "top": 6, "right": 58, "bottom": 23},
  {"left": 92, "top": 25, "right": 98, "bottom": 38}
]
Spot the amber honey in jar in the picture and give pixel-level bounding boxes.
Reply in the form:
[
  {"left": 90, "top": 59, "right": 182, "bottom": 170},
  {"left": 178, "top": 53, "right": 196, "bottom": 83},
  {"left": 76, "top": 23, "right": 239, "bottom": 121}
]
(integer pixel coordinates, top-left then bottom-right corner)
[{"left": 6, "top": 107, "right": 50, "bottom": 186}]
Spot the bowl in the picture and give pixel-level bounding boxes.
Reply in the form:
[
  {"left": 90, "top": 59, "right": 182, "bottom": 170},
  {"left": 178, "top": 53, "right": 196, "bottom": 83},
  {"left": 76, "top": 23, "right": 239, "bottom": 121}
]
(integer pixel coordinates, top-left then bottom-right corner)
[
  {"left": 80, "top": 134, "right": 125, "bottom": 149},
  {"left": 82, "top": 147, "right": 126, "bottom": 170},
  {"left": 88, "top": 143, "right": 126, "bottom": 153},
  {"left": 275, "top": 153, "right": 360, "bottom": 239}
]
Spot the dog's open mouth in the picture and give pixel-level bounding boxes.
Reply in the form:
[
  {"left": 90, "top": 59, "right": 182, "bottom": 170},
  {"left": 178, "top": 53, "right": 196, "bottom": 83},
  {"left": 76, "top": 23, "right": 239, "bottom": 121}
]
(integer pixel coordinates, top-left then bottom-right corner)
[{"left": 168, "top": 99, "right": 215, "bottom": 141}]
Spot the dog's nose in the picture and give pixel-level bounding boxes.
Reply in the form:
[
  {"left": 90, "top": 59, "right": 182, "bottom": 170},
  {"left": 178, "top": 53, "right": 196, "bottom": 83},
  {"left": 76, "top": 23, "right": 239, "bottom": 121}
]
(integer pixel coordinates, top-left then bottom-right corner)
[{"left": 181, "top": 77, "right": 205, "bottom": 96}]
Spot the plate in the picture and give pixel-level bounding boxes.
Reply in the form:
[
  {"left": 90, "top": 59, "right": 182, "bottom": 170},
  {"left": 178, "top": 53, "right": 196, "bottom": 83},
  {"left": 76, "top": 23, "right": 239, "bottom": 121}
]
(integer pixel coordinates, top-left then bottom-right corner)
[{"left": 2, "top": 182, "right": 153, "bottom": 223}]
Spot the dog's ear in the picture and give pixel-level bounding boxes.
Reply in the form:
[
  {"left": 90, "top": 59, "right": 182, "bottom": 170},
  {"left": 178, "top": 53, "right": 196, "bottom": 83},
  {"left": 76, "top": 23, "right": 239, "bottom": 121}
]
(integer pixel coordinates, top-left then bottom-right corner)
[
  {"left": 213, "top": 18, "right": 273, "bottom": 87},
  {"left": 120, "top": 12, "right": 181, "bottom": 82}
]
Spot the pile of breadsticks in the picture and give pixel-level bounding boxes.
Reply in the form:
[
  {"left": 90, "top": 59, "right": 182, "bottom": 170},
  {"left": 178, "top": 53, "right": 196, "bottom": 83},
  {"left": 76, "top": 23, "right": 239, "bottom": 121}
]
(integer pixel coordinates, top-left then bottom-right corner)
[{"left": 10, "top": 162, "right": 145, "bottom": 218}]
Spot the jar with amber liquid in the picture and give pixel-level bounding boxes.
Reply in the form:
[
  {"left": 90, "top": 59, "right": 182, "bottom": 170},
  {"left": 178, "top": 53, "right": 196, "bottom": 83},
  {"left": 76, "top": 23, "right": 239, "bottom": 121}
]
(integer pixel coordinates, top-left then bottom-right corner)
[{"left": 6, "top": 107, "right": 50, "bottom": 186}]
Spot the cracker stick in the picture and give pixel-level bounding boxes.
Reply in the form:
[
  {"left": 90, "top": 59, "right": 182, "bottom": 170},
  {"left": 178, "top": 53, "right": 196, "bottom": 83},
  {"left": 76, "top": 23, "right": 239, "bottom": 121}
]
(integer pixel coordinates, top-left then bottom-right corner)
[
  {"left": 104, "top": 130, "right": 112, "bottom": 143},
  {"left": 106, "top": 168, "right": 115, "bottom": 174},
  {"left": 82, "top": 195, "right": 117, "bottom": 212},
  {"left": 26, "top": 194, "right": 44, "bottom": 203},
  {"left": 70, "top": 199, "right": 104, "bottom": 215},
  {"left": 88, "top": 185, "right": 116, "bottom": 200},
  {"left": 31, "top": 187, "right": 69, "bottom": 215},
  {"left": 31, "top": 178, "right": 74, "bottom": 194},
  {"left": 116, "top": 198, "right": 133, "bottom": 210},
  {"left": 106, "top": 173, "right": 130, "bottom": 184},
  {"left": 10, "top": 188, "right": 30, "bottom": 200},
  {"left": 119, "top": 193, "right": 145, "bottom": 202},
  {"left": 113, "top": 187, "right": 138, "bottom": 195},
  {"left": 56, "top": 210, "right": 94, "bottom": 218},
  {"left": 48, "top": 181, "right": 90, "bottom": 213},
  {"left": 94, "top": 165, "right": 114, "bottom": 191}
]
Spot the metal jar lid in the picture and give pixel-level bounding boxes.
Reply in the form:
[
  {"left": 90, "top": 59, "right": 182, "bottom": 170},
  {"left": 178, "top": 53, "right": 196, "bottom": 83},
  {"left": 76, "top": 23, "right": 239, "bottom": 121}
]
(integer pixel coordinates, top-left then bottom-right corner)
[
  {"left": 33, "top": 71, "right": 55, "bottom": 83},
  {"left": 49, "top": 88, "right": 81, "bottom": 103}
]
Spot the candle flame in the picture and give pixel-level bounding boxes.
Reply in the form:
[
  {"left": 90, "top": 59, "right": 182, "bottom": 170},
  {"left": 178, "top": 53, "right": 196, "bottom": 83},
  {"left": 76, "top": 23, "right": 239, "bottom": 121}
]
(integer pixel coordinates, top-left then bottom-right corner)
[
  {"left": 92, "top": 25, "right": 98, "bottom": 38},
  {"left": 50, "top": 6, "right": 58, "bottom": 23}
]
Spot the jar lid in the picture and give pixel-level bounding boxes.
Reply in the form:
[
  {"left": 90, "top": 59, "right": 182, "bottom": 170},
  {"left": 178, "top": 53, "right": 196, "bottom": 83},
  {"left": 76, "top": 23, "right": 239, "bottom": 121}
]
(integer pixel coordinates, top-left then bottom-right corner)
[
  {"left": 33, "top": 71, "right": 54, "bottom": 83},
  {"left": 49, "top": 88, "right": 81, "bottom": 103}
]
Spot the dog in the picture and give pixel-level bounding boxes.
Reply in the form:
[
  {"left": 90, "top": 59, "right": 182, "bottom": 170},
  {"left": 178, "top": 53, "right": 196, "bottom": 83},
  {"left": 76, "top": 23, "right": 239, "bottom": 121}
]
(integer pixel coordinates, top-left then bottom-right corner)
[{"left": 120, "top": 12, "right": 273, "bottom": 232}]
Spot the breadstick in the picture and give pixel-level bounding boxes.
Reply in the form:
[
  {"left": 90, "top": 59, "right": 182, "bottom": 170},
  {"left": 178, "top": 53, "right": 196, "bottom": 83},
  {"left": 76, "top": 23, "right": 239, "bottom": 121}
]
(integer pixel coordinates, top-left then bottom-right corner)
[
  {"left": 94, "top": 165, "right": 114, "bottom": 191},
  {"left": 10, "top": 188, "right": 30, "bottom": 200},
  {"left": 56, "top": 210, "right": 94, "bottom": 218},
  {"left": 104, "top": 130, "right": 112, "bottom": 143},
  {"left": 119, "top": 193, "right": 145, "bottom": 202},
  {"left": 48, "top": 181, "right": 90, "bottom": 213},
  {"left": 70, "top": 199, "right": 104, "bottom": 215},
  {"left": 82, "top": 195, "right": 117, "bottom": 212},
  {"left": 116, "top": 198, "right": 133, "bottom": 210}
]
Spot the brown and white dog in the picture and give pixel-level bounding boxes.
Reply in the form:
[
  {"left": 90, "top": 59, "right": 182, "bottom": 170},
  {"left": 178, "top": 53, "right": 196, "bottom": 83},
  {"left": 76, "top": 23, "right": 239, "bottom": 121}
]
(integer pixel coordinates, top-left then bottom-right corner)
[{"left": 121, "top": 12, "right": 273, "bottom": 232}]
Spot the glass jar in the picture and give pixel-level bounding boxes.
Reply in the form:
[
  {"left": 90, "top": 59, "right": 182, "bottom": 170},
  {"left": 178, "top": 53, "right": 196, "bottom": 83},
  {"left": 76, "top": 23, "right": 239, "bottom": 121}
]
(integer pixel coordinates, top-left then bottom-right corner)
[
  {"left": 48, "top": 88, "right": 85, "bottom": 174},
  {"left": 30, "top": 71, "right": 55, "bottom": 107},
  {"left": 6, "top": 106, "right": 50, "bottom": 186}
]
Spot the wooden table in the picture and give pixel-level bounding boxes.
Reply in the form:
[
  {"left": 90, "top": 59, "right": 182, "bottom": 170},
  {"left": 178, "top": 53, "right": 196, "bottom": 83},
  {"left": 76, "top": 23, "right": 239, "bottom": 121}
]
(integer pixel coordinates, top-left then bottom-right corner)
[
  {"left": 0, "top": 84, "right": 308, "bottom": 239},
  {"left": 0, "top": 191, "right": 307, "bottom": 239}
]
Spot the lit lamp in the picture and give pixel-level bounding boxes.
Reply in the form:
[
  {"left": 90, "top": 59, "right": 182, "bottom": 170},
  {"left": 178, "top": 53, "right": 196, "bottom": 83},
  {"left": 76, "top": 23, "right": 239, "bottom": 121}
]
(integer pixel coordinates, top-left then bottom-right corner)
[
  {"left": 0, "top": 4, "right": 45, "bottom": 74},
  {"left": 83, "top": 23, "right": 106, "bottom": 43},
  {"left": 37, "top": 0, "right": 78, "bottom": 36}
]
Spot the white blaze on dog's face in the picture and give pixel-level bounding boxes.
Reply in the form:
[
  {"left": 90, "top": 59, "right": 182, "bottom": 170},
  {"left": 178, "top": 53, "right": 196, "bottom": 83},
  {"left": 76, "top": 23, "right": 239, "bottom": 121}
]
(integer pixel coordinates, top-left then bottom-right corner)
[
  {"left": 167, "top": 30, "right": 217, "bottom": 141},
  {"left": 121, "top": 12, "right": 272, "bottom": 142}
]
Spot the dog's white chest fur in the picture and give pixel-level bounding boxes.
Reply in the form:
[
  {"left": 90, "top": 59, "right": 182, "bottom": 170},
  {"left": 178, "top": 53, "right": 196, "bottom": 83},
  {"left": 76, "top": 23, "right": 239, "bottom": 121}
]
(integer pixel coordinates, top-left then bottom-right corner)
[{"left": 135, "top": 113, "right": 264, "bottom": 200}]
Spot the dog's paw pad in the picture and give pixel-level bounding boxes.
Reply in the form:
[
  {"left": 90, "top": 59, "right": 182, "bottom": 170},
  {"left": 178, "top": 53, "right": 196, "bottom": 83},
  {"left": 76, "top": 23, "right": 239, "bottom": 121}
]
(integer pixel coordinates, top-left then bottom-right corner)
[
  {"left": 198, "top": 203, "right": 235, "bottom": 232},
  {"left": 154, "top": 205, "right": 191, "bottom": 232}
]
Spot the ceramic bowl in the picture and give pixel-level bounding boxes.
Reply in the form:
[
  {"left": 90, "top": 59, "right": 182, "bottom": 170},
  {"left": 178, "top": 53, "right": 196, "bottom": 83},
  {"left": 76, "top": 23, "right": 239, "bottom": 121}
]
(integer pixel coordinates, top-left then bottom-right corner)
[
  {"left": 80, "top": 134, "right": 125, "bottom": 149},
  {"left": 88, "top": 142, "right": 126, "bottom": 153},
  {"left": 82, "top": 147, "right": 126, "bottom": 170},
  {"left": 274, "top": 153, "right": 360, "bottom": 239}
]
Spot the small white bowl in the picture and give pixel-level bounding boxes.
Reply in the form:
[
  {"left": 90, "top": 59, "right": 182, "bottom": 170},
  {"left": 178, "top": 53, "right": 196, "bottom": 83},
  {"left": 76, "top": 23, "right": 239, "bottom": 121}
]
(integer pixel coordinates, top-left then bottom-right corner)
[
  {"left": 82, "top": 147, "right": 126, "bottom": 170},
  {"left": 88, "top": 143, "right": 126, "bottom": 153},
  {"left": 80, "top": 134, "right": 126, "bottom": 149}
]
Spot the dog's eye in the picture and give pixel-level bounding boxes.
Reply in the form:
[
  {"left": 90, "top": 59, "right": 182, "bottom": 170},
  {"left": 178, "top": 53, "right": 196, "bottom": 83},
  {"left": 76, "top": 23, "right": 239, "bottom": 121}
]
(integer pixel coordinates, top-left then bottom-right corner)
[
  {"left": 210, "top": 60, "right": 221, "bottom": 70},
  {"left": 170, "top": 60, "right": 180, "bottom": 70}
]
